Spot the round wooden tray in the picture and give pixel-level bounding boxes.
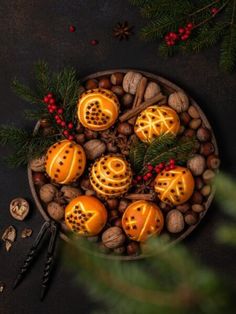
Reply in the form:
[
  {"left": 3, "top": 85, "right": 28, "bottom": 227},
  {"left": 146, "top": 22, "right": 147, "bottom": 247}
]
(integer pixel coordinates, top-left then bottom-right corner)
[{"left": 28, "top": 69, "right": 219, "bottom": 260}]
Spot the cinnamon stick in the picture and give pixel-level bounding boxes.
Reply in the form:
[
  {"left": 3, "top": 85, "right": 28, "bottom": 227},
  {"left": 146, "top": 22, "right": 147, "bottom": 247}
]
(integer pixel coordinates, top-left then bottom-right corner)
[
  {"left": 119, "top": 93, "right": 166, "bottom": 123},
  {"left": 124, "top": 193, "right": 156, "bottom": 201},
  {"left": 128, "top": 77, "right": 147, "bottom": 125}
]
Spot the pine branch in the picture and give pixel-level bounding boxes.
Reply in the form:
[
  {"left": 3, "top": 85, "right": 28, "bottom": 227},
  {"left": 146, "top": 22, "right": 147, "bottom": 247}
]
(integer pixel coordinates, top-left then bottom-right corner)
[
  {"left": 34, "top": 60, "right": 52, "bottom": 97},
  {"left": 12, "top": 79, "right": 41, "bottom": 105},
  {"left": 129, "top": 138, "right": 147, "bottom": 173}
]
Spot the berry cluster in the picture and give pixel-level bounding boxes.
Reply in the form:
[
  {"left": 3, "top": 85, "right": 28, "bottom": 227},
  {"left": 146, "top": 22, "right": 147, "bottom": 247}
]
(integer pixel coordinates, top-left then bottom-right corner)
[
  {"left": 43, "top": 93, "right": 75, "bottom": 141},
  {"left": 165, "top": 23, "right": 193, "bottom": 46},
  {"left": 133, "top": 159, "right": 176, "bottom": 184}
]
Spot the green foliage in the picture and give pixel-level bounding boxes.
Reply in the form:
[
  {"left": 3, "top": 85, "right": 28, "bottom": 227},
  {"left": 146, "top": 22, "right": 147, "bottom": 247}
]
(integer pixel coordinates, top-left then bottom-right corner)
[
  {"left": 131, "top": 0, "right": 236, "bottom": 71},
  {"left": 129, "top": 138, "right": 147, "bottom": 173}
]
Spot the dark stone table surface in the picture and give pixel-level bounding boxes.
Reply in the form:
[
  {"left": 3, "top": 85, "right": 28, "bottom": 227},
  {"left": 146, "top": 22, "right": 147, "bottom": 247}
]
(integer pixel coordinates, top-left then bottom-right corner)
[{"left": 0, "top": 1, "right": 235, "bottom": 313}]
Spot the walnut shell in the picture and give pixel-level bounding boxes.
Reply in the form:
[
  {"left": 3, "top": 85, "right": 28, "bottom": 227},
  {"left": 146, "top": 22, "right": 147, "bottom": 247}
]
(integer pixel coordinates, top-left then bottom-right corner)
[
  {"left": 83, "top": 139, "right": 106, "bottom": 160},
  {"left": 168, "top": 91, "right": 189, "bottom": 113},
  {"left": 61, "top": 186, "right": 82, "bottom": 202},
  {"left": 47, "top": 202, "right": 65, "bottom": 221},
  {"left": 123, "top": 71, "right": 143, "bottom": 95},
  {"left": 144, "top": 82, "right": 161, "bottom": 100},
  {"left": 102, "top": 226, "right": 126, "bottom": 249},
  {"left": 29, "top": 155, "right": 46, "bottom": 172},
  {"left": 39, "top": 184, "right": 58, "bottom": 203},
  {"left": 9, "top": 198, "right": 30, "bottom": 221},
  {"left": 166, "top": 210, "right": 185, "bottom": 233},
  {"left": 187, "top": 154, "right": 206, "bottom": 176}
]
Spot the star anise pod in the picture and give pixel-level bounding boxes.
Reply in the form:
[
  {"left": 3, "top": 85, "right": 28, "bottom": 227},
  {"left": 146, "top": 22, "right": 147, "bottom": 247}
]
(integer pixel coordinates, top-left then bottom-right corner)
[{"left": 112, "top": 21, "right": 134, "bottom": 40}]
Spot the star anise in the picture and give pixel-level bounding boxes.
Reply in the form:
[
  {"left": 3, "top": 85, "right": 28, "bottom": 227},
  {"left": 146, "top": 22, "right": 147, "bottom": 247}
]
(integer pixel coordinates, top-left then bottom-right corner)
[{"left": 112, "top": 21, "right": 134, "bottom": 40}]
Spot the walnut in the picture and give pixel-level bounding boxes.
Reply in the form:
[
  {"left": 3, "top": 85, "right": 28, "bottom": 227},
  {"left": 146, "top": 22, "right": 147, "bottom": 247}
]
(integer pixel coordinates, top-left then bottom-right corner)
[
  {"left": 187, "top": 154, "right": 206, "bottom": 176},
  {"left": 102, "top": 227, "right": 126, "bottom": 249},
  {"left": 144, "top": 82, "right": 161, "bottom": 100},
  {"left": 39, "top": 184, "right": 58, "bottom": 203},
  {"left": 10, "top": 198, "right": 30, "bottom": 221},
  {"left": 123, "top": 71, "right": 143, "bottom": 95},
  {"left": 83, "top": 139, "right": 106, "bottom": 160},
  {"left": 47, "top": 202, "right": 65, "bottom": 221},
  {"left": 29, "top": 155, "right": 46, "bottom": 172},
  {"left": 166, "top": 210, "right": 185, "bottom": 233},
  {"left": 168, "top": 91, "right": 189, "bottom": 113},
  {"left": 61, "top": 186, "right": 82, "bottom": 202}
]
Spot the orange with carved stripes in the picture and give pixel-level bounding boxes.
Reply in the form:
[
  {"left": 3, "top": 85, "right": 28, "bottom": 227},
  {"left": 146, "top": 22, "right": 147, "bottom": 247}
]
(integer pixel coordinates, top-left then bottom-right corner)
[
  {"left": 45, "top": 140, "right": 86, "bottom": 184},
  {"left": 134, "top": 105, "right": 180, "bottom": 143},
  {"left": 65, "top": 195, "right": 107, "bottom": 236},
  {"left": 154, "top": 166, "right": 195, "bottom": 205},
  {"left": 77, "top": 88, "right": 119, "bottom": 131},
  {"left": 122, "top": 200, "right": 164, "bottom": 242}
]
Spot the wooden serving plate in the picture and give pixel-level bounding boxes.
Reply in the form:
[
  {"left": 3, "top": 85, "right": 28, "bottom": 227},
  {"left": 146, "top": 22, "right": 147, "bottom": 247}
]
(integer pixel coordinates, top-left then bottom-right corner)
[{"left": 28, "top": 69, "right": 218, "bottom": 260}]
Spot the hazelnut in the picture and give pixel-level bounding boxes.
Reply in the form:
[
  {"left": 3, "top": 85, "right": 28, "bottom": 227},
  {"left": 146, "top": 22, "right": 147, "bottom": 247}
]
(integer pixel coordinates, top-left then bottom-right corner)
[
  {"left": 196, "top": 127, "right": 211, "bottom": 142},
  {"left": 110, "top": 72, "right": 124, "bottom": 85},
  {"left": 195, "top": 177, "right": 204, "bottom": 190},
  {"left": 32, "top": 172, "right": 47, "bottom": 187},
  {"left": 176, "top": 203, "right": 190, "bottom": 213},
  {"left": 80, "top": 177, "right": 92, "bottom": 190},
  {"left": 84, "top": 139, "right": 106, "bottom": 160},
  {"left": 200, "top": 142, "right": 215, "bottom": 156},
  {"left": 192, "top": 204, "right": 205, "bottom": 213},
  {"left": 107, "top": 142, "right": 118, "bottom": 153},
  {"left": 118, "top": 198, "right": 130, "bottom": 214},
  {"left": 166, "top": 210, "right": 185, "bottom": 233},
  {"left": 75, "top": 133, "right": 86, "bottom": 144},
  {"left": 76, "top": 123, "right": 84, "bottom": 133},
  {"left": 84, "top": 128, "right": 98, "bottom": 140},
  {"left": 187, "top": 154, "right": 206, "bottom": 176},
  {"left": 168, "top": 91, "right": 189, "bottom": 113},
  {"left": 102, "top": 227, "right": 126, "bottom": 249},
  {"left": 107, "top": 198, "right": 119, "bottom": 210},
  {"left": 203, "top": 169, "right": 215, "bottom": 183},
  {"left": 61, "top": 186, "right": 82, "bottom": 202},
  {"left": 144, "top": 82, "right": 161, "bottom": 100},
  {"left": 189, "top": 118, "right": 202, "bottom": 130},
  {"left": 184, "top": 211, "right": 198, "bottom": 225},
  {"left": 111, "top": 85, "right": 125, "bottom": 96},
  {"left": 127, "top": 242, "right": 140, "bottom": 256},
  {"left": 39, "top": 184, "right": 58, "bottom": 203},
  {"left": 85, "top": 79, "right": 98, "bottom": 90},
  {"left": 29, "top": 155, "right": 46, "bottom": 172},
  {"left": 180, "top": 112, "right": 191, "bottom": 125},
  {"left": 98, "top": 77, "right": 111, "bottom": 89},
  {"left": 122, "top": 93, "right": 134, "bottom": 107},
  {"left": 201, "top": 185, "right": 211, "bottom": 197},
  {"left": 123, "top": 71, "right": 143, "bottom": 95},
  {"left": 207, "top": 154, "right": 220, "bottom": 170},
  {"left": 183, "top": 129, "right": 195, "bottom": 138},
  {"left": 10, "top": 198, "right": 30, "bottom": 221},
  {"left": 114, "top": 246, "right": 126, "bottom": 255},
  {"left": 190, "top": 191, "right": 203, "bottom": 204},
  {"left": 188, "top": 105, "right": 200, "bottom": 118},
  {"left": 117, "top": 122, "right": 133, "bottom": 136},
  {"left": 47, "top": 202, "right": 64, "bottom": 221}
]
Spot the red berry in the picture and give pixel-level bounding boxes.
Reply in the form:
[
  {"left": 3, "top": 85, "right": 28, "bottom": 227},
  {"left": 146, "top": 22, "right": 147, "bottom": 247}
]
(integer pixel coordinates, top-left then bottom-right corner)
[
  {"left": 143, "top": 175, "right": 148, "bottom": 181},
  {"left": 170, "top": 164, "right": 175, "bottom": 170},
  {"left": 57, "top": 108, "right": 63, "bottom": 114},
  {"left": 68, "top": 135, "right": 74, "bottom": 141},
  {"left": 56, "top": 119, "right": 62, "bottom": 125},
  {"left": 44, "top": 96, "right": 49, "bottom": 103},
  {"left": 49, "top": 98, "right": 55, "bottom": 104},
  {"left": 170, "top": 159, "right": 175, "bottom": 165},
  {"left": 54, "top": 115, "right": 59, "bottom": 120},
  {"left": 165, "top": 166, "right": 170, "bottom": 171},
  {"left": 68, "top": 122, "right": 74, "bottom": 129},
  {"left": 61, "top": 121, "right": 66, "bottom": 127},
  {"left": 181, "top": 34, "right": 188, "bottom": 41},
  {"left": 187, "top": 23, "right": 193, "bottom": 29},
  {"left": 147, "top": 172, "right": 152, "bottom": 178},
  {"left": 132, "top": 180, "right": 137, "bottom": 185},
  {"left": 90, "top": 39, "right": 98, "bottom": 46},
  {"left": 69, "top": 25, "right": 76, "bottom": 32},
  {"left": 155, "top": 166, "right": 160, "bottom": 173},
  {"left": 137, "top": 176, "right": 142, "bottom": 181},
  {"left": 165, "top": 35, "right": 170, "bottom": 41},
  {"left": 147, "top": 164, "right": 153, "bottom": 171},
  {"left": 49, "top": 109, "right": 54, "bottom": 113},
  {"left": 178, "top": 27, "right": 185, "bottom": 34},
  {"left": 47, "top": 93, "right": 53, "bottom": 98},
  {"left": 63, "top": 130, "right": 69, "bottom": 136},
  {"left": 211, "top": 7, "right": 218, "bottom": 15},
  {"left": 159, "top": 162, "right": 165, "bottom": 169}
]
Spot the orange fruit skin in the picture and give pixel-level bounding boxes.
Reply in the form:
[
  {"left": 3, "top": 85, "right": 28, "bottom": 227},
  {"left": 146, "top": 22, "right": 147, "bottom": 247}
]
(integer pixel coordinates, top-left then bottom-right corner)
[
  {"left": 45, "top": 140, "right": 86, "bottom": 184},
  {"left": 90, "top": 154, "right": 132, "bottom": 198},
  {"left": 154, "top": 166, "right": 195, "bottom": 205},
  {"left": 122, "top": 200, "right": 164, "bottom": 242},
  {"left": 77, "top": 88, "right": 120, "bottom": 131},
  {"left": 134, "top": 105, "right": 180, "bottom": 143},
  {"left": 65, "top": 195, "right": 108, "bottom": 236}
]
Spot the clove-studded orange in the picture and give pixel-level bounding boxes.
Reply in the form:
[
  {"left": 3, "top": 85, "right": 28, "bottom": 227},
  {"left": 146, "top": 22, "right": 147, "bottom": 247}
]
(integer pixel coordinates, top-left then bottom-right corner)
[
  {"left": 65, "top": 195, "right": 107, "bottom": 236},
  {"left": 77, "top": 88, "right": 120, "bottom": 131},
  {"left": 122, "top": 200, "right": 164, "bottom": 242},
  {"left": 45, "top": 140, "right": 86, "bottom": 184},
  {"left": 134, "top": 105, "right": 180, "bottom": 142},
  {"left": 154, "top": 166, "right": 195, "bottom": 205},
  {"left": 90, "top": 155, "right": 132, "bottom": 198}
]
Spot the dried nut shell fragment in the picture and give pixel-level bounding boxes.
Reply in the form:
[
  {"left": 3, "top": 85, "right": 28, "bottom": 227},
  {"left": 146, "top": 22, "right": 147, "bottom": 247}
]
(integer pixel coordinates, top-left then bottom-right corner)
[
  {"left": 2, "top": 225, "right": 16, "bottom": 251},
  {"left": 102, "top": 226, "right": 126, "bottom": 249},
  {"left": 10, "top": 198, "right": 30, "bottom": 221},
  {"left": 29, "top": 155, "right": 46, "bottom": 172},
  {"left": 39, "top": 184, "right": 58, "bottom": 203},
  {"left": 0, "top": 282, "right": 5, "bottom": 293},
  {"left": 21, "top": 228, "right": 33, "bottom": 238}
]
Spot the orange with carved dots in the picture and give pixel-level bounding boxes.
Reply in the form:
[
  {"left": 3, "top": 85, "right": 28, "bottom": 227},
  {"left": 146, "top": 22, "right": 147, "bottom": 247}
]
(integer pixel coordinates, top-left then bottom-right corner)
[
  {"left": 122, "top": 200, "right": 164, "bottom": 242},
  {"left": 154, "top": 166, "right": 195, "bottom": 205},
  {"left": 90, "top": 154, "right": 132, "bottom": 198},
  {"left": 134, "top": 105, "right": 180, "bottom": 143},
  {"left": 45, "top": 140, "right": 86, "bottom": 184},
  {"left": 77, "top": 88, "right": 119, "bottom": 131},
  {"left": 65, "top": 195, "right": 107, "bottom": 236}
]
